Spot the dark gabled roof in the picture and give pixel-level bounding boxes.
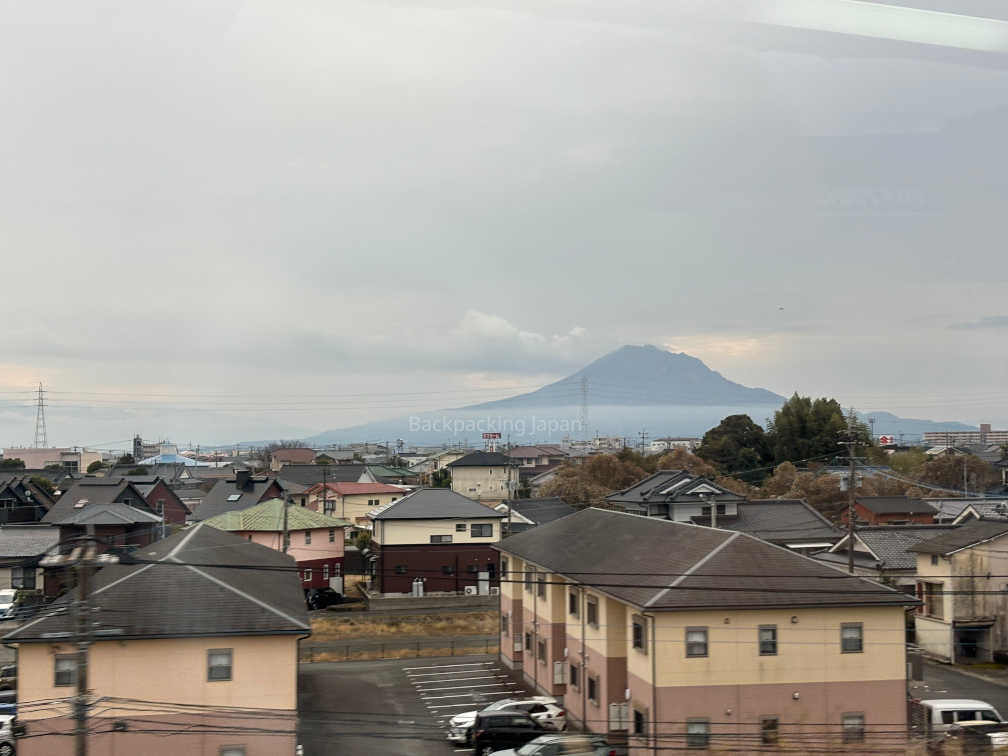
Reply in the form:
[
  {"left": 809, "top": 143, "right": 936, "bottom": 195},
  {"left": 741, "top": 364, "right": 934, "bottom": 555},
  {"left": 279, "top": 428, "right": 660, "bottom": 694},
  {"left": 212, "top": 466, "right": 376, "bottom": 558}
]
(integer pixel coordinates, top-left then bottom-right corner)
[
  {"left": 4, "top": 524, "right": 309, "bottom": 643},
  {"left": 691, "top": 499, "right": 840, "bottom": 544},
  {"left": 910, "top": 519, "right": 1008, "bottom": 556},
  {"left": 446, "top": 451, "right": 512, "bottom": 468},
  {"left": 193, "top": 477, "right": 281, "bottom": 522},
  {"left": 505, "top": 498, "right": 576, "bottom": 526},
  {"left": 496, "top": 508, "right": 914, "bottom": 611},
  {"left": 0, "top": 475, "right": 54, "bottom": 510},
  {"left": 42, "top": 479, "right": 155, "bottom": 525},
  {"left": 371, "top": 488, "right": 506, "bottom": 520},
  {"left": 0, "top": 525, "right": 60, "bottom": 558},
  {"left": 606, "top": 470, "right": 743, "bottom": 505},
  {"left": 856, "top": 496, "right": 936, "bottom": 515},
  {"left": 831, "top": 525, "right": 960, "bottom": 570},
  {"left": 276, "top": 464, "right": 365, "bottom": 486}
]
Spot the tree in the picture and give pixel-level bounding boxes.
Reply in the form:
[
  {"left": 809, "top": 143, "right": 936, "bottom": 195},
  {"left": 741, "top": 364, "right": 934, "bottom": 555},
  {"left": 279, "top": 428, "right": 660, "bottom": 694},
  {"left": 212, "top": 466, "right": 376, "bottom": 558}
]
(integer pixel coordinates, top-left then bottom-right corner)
[
  {"left": 695, "top": 414, "right": 773, "bottom": 483},
  {"left": 919, "top": 454, "right": 998, "bottom": 495},
  {"left": 29, "top": 476, "right": 55, "bottom": 497},
  {"left": 117, "top": 454, "right": 135, "bottom": 465},
  {"left": 654, "top": 448, "right": 717, "bottom": 478},
  {"left": 431, "top": 469, "right": 451, "bottom": 488},
  {"left": 766, "top": 394, "right": 866, "bottom": 465},
  {"left": 0, "top": 459, "right": 24, "bottom": 469},
  {"left": 129, "top": 467, "right": 149, "bottom": 476},
  {"left": 581, "top": 454, "right": 646, "bottom": 490},
  {"left": 539, "top": 467, "right": 610, "bottom": 508},
  {"left": 889, "top": 449, "right": 927, "bottom": 477},
  {"left": 44, "top": 464, "right": 64, "bottom": 471},
  {"left": 86, "top": 460, "right": 104, "bottom": 474}
]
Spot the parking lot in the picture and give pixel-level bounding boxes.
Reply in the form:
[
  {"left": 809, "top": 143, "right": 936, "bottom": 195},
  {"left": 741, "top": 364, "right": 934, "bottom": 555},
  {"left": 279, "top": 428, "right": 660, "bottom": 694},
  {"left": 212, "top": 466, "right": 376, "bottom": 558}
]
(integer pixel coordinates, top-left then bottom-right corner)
[{"left": 299, "top": 654, "right": 534, "bottom": 756}]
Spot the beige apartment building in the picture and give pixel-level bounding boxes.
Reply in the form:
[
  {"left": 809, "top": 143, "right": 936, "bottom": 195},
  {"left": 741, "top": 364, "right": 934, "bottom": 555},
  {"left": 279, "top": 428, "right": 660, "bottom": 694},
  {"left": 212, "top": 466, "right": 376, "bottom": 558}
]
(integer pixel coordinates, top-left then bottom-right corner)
[
  {"left": 447, "top": 450, "right": 517, "bottom": 503},
  {"left": 4, "top": 524, "right": 309, "bottom": 756},
  {"left": 497, "top": 508, "right": 915, "bottom": 753}
]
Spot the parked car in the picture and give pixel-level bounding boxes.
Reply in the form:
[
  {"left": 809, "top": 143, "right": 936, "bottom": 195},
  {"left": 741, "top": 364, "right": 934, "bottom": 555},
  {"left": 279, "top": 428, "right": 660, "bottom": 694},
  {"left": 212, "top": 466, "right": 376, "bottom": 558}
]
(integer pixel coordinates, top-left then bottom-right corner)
[
  {"left": 0, "top": 666, "right": 14, "bottom": 692},
  {"left": 911, "top": 698, "right": 1004, "bottom": 736},
  {"left": 0, "top": 713, "right": 14, "bottom": 756},
  {"left": 448, "top": 697, "right": 565, "bottom": 745},
  {"left": 0, "top": 591, "right": 16, "bottom": 620},
  {"left": 490, "top": 733, "right": 615, "bottom": 755},
  {"left": 471, "top": 712, "right": 547, "bottom": 756},
  {"left": 941, "top": 721, "right": 1008, "bottom": 753},
  {"left": 305, "top": 587, "right": 341, "bottom": 610}
]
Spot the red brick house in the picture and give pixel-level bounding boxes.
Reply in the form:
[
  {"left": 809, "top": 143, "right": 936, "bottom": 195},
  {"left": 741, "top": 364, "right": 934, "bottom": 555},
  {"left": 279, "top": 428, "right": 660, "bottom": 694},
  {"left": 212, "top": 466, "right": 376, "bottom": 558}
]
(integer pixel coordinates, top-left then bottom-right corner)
[
  {"left": 842, "top": 496, "right": 937, "bottom": 525},
  {"left": 122, "top": 476, "right": 190, "bottom": 524}
]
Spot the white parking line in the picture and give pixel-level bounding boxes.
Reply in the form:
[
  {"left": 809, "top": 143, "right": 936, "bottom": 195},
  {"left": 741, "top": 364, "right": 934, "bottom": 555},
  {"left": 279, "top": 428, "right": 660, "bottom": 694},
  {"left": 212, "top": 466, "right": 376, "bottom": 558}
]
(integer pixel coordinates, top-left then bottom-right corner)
[
  {"left": 421, "top": 683, "right": 519, "bottom": 694},
  {"left": 403, "top": 662, "right": 494, "bottom": 671},
  {"left": 407, "top": 669, "right": 496, "bottom": 678},
  {"left": 427, "top": 702, "right": 493, "bottom": 709},
  {"left": 414, "top": 675, "right": 509, "bottom": 687}
]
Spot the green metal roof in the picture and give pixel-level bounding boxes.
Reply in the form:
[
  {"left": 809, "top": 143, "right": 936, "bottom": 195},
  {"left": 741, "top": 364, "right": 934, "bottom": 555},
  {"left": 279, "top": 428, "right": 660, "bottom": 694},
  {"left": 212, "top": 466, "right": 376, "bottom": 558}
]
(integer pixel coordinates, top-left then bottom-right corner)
[{"left": 203, "top": 498, "right": 351, "bottom": 532}]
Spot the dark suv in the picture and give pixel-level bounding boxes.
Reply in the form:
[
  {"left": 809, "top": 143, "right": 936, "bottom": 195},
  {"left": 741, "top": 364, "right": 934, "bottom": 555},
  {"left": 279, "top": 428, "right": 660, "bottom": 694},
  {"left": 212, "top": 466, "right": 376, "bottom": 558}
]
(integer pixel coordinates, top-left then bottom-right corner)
[{"left": 472, "top": 712, "right": 547, "bottom": 755}]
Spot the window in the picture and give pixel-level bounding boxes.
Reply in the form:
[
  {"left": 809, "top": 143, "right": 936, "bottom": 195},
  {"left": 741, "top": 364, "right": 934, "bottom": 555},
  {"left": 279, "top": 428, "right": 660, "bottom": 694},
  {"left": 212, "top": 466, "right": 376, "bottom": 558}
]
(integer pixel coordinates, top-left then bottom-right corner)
[
  {"left": 156, "top": 499, "right": 165, "bottom": 515},
  {"left": 632, "top": 616, "right": 647, "bottom": 652},
  {"left": 700, "top": 504, "right": 726, "bottom": 516},
  {"left": 303, "top": 569, "right": 312, "bottom": 582},
  {"left": 525, "top": 569, "right": 533, "bottom": 593},
  {"left": 537, "top": 639, "right": 547, "bottom": 662},
  {"left": 569, "top": 663, "right": 579, "bottom": 689},
  {"left": 305, "top": 530, "right": 311, "bottom": 545},
  {"left": 323, "top": 564, "right": 329, "bottom": 581},
  {"left": 502, "top": 613, "right": 509, "bottom": 635},
  {"left": 456, "top": 523, "right": 467, "bottom": 532},
  {"left": 471, "top": 523, "right": 493, "bottom": 538},
  {"left": 686, "top": 719, "right": 710, "bottom": 748},
  {"left": 633, "top": 708, "right": 647, "bottom": 736},
  {"left": 11, "top": 566, "right": 35, "bottom": 590},
  {"left": 227, "top": 494, "right": 242, "bottom": 502},
  {"left": 537, "top": 572, "right": 546, "bottom": 599},
  {"left": 54, "top": 655, "right": 76, "bottom": 687},
  {"left": 569, "top": 590, "right": 579, "bottom": 617},
  {"left": 922, "top": 582, "right": 944, "bottom": 619},
  {"left": 761, "top": 718, "right": 779, "bottom": 745},
  {"left": 207, "top": 649, "right": 233, "bottom": 681},
  {"left": 841, "top": 623, "right": 863, "bottom": 653},
  {"left": 587, "top": 675, "right": 598, "bottom": 704},
  {"left": 394, "top": 564, "right": 407, "bottom": 575},
  {"left": 842, "top": 713, "right": 865, "bottom": 743},
  {"left": 759, "top": 625, "right": 777, "bottom": 656},
  {"left": 686, "top": 627, "right": 708, "bottom": 657},
  {"left": 329, "top": 528, "right": 335, "bottom": 543},
  {"left": 587, "top": 595, "right": 598, "bottom": 627},
  {"left": 524, "top": 632, "right": 532, "bottom": 651},
  {"left": 332, "top": 563, "right": 341, "bottom": 576},
  {"left": 368, "top": 498, "right": 378, "bottom": 506},
  {"left": 430, "top": 535, "right": 452, "bottom": 544},
  {"left": 219, "top": 748, "right": 246, "bottom": 756},
  {"left": 441, "top": 565, "right": 454, "bottom": 575},
  {"left": 931, "top": 554, "right": 939, "bottom": 565},
  {"left": 501, "top": 557, "right": 508, "bottom": 578}
]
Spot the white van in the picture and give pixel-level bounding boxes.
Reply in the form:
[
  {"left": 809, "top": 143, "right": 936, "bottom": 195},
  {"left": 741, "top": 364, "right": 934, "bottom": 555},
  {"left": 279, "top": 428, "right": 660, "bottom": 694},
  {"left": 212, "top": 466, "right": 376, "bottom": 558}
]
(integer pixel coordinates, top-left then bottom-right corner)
[{"left": 916, "top": 699, "right": 1004, "bottom": 735}]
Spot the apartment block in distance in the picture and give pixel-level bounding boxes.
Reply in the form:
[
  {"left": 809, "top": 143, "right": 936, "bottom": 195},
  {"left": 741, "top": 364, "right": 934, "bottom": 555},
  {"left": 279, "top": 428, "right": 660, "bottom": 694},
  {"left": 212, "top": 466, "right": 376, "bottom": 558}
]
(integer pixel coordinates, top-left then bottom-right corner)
[{"left": 496, "top": 508, "right": 916, "bottom": 753}]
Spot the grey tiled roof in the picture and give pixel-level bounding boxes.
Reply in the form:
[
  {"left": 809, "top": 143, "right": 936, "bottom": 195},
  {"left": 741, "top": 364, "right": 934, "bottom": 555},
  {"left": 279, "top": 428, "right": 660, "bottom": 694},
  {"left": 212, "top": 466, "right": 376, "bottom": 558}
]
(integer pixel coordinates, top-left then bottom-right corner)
[
  {"left": 496, "top": 508, "right": 914, "bottom": 611},
  {"left": 606, "top": 470, "right": 744, "bottom": 505},
  {"left": 446, "top": 451, "right": 512, "bottom": 467},
  {"left": 371, "top": 488, "right": 506, "bottom": 520},
  {"left": 506, "top": 498, "right": 576, "bottom": 526},
  {"left": 0, "top": 525, "right": 60, "bottom": 558},
  {"left": 909, "top": 519, "right": 1008, "bottom": 555},
  {"left": 840, "top": 525, "right": 960, "bottom": 570},
  {"left": 193, "top": 478, "right": 281, "bottom": 521},
  {"left": 691, "top": 499, "right": 840, "bottom": 544},
  {"left": 856, "top": 496, "right": 936, "bottom": 515},
  {"left": 276, "top": 464, "right": 365, "bottom": 486},
  {"left": 42, "top": 480, "right": 155, "bottom": 525},
  {"left": 5, "top": 523, "right": 309, "bottom": 642}
]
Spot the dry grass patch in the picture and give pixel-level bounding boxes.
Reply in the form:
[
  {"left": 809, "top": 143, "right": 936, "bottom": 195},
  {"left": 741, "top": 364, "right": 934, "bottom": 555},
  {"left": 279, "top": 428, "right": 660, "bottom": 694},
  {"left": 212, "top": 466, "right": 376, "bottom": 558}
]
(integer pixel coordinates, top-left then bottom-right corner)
[
  {"left": 311, "top": 610, "right": 497, "bottom": 641},
  {"left": 304, "top": 643, "right": 501, "bottom": 663}
]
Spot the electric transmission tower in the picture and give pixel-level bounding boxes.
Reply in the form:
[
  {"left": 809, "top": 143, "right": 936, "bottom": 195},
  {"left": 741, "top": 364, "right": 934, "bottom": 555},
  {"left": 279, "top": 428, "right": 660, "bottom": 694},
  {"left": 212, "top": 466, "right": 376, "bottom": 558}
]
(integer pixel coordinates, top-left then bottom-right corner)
[{"left": 33, "top": 382, "right": 47, "bottom": 448}]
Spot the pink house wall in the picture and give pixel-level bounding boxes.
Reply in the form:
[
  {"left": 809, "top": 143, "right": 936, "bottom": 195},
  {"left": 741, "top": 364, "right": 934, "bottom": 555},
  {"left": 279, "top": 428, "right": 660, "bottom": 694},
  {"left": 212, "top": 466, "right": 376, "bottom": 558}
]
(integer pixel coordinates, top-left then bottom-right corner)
[{"left": 236, "top": 527, "right": 345, "bottom": 589}]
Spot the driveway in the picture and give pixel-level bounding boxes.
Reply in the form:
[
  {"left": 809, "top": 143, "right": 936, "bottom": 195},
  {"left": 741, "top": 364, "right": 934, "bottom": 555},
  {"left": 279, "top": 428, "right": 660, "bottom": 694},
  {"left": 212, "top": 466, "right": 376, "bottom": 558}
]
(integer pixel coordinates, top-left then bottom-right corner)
[
  {"left": 298, "top": 654, "right": 531, "bottom": 756},
  {"left": 910, "top": 660, "right": 1008, "bottom": 714}
]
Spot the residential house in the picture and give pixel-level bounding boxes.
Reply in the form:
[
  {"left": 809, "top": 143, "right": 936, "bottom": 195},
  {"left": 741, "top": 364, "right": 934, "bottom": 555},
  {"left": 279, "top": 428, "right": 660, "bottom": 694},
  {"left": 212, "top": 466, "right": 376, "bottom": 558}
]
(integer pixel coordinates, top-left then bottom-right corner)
[
  {"left": 269, "top": 447, "right": 317, "bottom": 471},
  {"left": 302, "top": 482, "right": 405, "bottom": 529},
  {"left": 911, "top": 519, "right": 1008, "bottom": 663},
  {"left": 842, "top": 496, "right": 936, "bottom": 526},
  {"left": 364, "top": 464, "right": 419, "bottom": 486},
  {"left": 117, "top": 476, "right": 190, "bottom": 524},
  {"left": 4, "top": 524, "right": 309, "bottom": 756},
  {"left": 815, "top": 525, "right": 958, "bottom": 593},
  {"left": 193, "top": 471, "right": 286, "bottom": 521},
  {"left": 314, "top": 449, "right": 357, "bottom": 464},
  {"left": 41, "top": 479, "right": 162, "bottom": 551},
  {"left": 951, "top": 500, "right": 1008, "bottom": 523},
  {"left": 606, "top": 470, "right": 745, "bottom": 521},
  {"left": 0, "top": 475, "right": 54, "bottom": 524},
  {"left": 368, "top": 488, "right": 505, "bottom": 594},
  {"left": 447, "top": 451, "right": 518, "bottom": 503},
  {"left": 276, "top": 463, "right": 367, "bottom": 488},
  {"left": 0, "top": 525, "right": 60, "bottom": 593},
  {"left": 203, "top": 498, "right": 350, "bottom": 594},
  {"left": 529, "top": 467, "right": 562, "bottom": 498},
  {"left": 496, "top": 508, "right": 916, "bottom": 753},
  {"left": 506, "top": 446, "right": 569, "bottom": 469},
  {"left": 689, "top": 499, "right": 842, "bottom": 553},
  {"left": 495, "top": 498, "right": 576, "bottom": 536}
]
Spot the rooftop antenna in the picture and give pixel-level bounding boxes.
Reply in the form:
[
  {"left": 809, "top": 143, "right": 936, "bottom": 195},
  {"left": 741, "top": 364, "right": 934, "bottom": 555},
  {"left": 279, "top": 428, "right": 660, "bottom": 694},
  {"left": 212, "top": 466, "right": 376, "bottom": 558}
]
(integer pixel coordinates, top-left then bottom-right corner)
[{"left": 33, "top": 382, "right": 47, "bottom": 448}]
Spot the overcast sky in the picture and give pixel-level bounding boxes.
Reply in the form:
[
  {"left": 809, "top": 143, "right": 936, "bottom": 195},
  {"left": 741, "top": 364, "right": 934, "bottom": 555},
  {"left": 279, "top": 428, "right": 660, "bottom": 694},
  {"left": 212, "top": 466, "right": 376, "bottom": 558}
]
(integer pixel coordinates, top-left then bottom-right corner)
[{"left": 2, "top": 0, "right": 1007, "bottom": 447}]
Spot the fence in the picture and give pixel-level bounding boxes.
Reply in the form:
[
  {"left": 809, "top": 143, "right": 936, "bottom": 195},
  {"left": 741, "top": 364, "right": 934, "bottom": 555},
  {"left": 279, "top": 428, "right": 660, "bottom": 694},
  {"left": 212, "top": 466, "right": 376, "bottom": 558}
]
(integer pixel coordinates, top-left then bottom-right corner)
[{"left": 300, "top": 635, "right": 499, "bottom": 663}]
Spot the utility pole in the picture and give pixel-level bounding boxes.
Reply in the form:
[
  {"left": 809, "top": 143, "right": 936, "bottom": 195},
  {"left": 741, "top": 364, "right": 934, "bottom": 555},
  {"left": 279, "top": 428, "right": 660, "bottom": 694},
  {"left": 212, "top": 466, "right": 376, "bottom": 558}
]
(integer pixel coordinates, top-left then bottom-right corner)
[
  {"left": 282, "top": 499, "right": 289, "bottom": 554},
  {"left": 638, "top": 430, "right": 648, "bottom": 454},
  {"left": 322, "top": 464, "right": 329, "bottom": 516},
  {"left": 839, "top": 426, "right": 858, "bottom": 575}
]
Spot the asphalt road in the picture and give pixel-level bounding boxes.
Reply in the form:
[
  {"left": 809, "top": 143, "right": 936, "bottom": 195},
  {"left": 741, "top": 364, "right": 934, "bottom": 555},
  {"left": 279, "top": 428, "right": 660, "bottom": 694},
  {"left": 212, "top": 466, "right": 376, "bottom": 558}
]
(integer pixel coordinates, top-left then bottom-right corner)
[
  {"left": 910, "top": 661, "right": 1008, "bottom": 714},
  {"left": 298, "top": 654, "right": 529, "bottom": 756}
]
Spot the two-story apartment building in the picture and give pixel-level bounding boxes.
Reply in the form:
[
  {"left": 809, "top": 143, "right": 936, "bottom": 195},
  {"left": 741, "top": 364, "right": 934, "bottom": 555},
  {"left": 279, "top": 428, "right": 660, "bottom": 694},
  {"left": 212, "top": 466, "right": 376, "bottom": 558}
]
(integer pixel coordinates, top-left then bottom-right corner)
[
  {"left": 369, "top": 488, "right": 505, "bottom": 593},
  {"left": 911, "top": 519, "right": 1008, "bottom": 663},
  {"left": 496, "top": 508, "right": 916, "bottom": 753},
  {"left": 606, "top": 470, "right": 745, "bottom": 521},
  {"left": 303, "top": 481, "right": 405, "bottom": 527},
  {"left": 447, "top": 451, "right": 518, "bottom": 503},
  {"left": 202, "top": 497, "right": 350, "bottom": 595},
  {"left": 4, "top": 523, "right": 310, "bottom": 755}
]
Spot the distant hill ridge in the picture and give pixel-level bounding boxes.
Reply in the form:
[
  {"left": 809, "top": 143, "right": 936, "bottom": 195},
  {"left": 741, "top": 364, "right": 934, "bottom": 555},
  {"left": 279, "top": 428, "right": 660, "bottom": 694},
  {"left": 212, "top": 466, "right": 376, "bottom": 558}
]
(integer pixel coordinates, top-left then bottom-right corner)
[{"left": 466, "top": 344, "right": 784, "bottom": 408}]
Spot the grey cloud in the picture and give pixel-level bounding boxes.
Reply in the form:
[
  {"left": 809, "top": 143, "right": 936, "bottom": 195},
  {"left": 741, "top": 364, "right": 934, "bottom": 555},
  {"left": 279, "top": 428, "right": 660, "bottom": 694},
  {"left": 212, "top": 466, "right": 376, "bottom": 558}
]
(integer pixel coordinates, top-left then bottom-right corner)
[{"left": 950, "top": 316, "right": 1008, "bottom": 330}]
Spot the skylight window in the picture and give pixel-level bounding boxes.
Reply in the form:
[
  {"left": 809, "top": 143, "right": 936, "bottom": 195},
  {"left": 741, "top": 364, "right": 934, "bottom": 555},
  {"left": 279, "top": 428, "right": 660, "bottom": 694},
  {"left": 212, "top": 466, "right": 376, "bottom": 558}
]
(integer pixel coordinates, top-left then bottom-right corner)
[
  {"left": 74, "top": 499, "right": 88, "bottom": 508},
  {"left": 227, "top": 494, "right": 242, "bottom": 502}
]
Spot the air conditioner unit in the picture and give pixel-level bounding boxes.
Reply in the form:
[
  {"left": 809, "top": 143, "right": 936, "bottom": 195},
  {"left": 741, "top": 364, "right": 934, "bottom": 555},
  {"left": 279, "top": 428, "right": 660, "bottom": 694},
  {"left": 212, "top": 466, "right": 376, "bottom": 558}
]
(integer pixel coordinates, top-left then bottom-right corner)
[
  {"left": 464, "top": 586, "right": 478, "bottom": 596},
  {"left": 489, "top": 587, "right": 500, "bottom": 596}
]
